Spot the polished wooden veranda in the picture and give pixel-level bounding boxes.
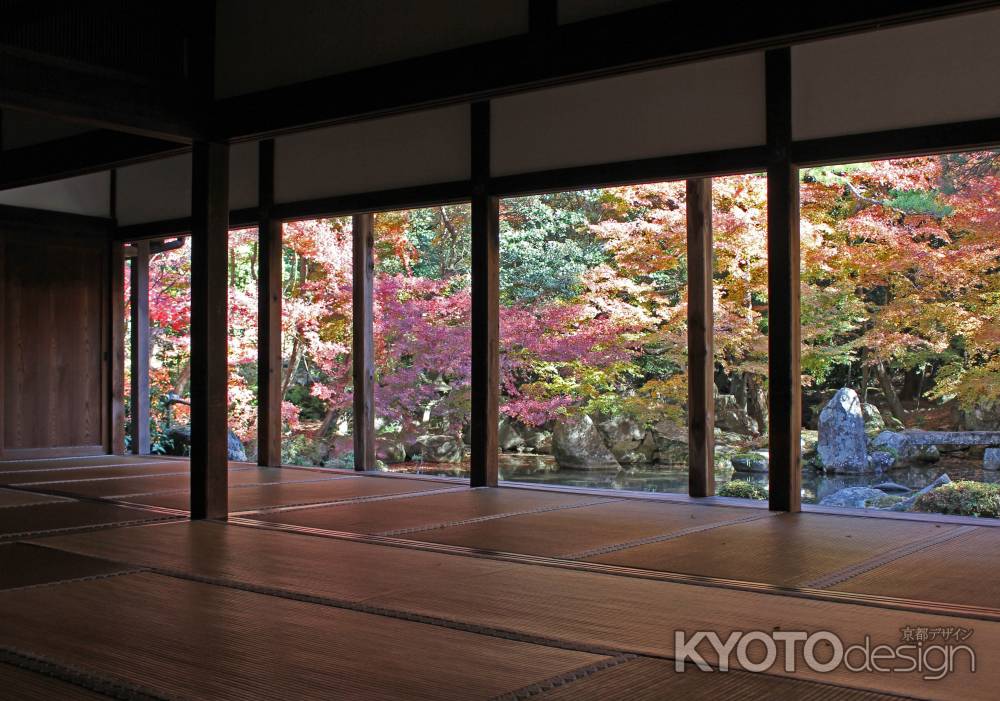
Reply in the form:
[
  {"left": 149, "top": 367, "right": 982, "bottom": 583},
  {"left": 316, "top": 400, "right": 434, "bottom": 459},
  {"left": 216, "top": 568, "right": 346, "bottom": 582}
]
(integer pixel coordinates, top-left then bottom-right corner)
[{"left": 1, "top": 456, "right": 997, "bottom": 700}]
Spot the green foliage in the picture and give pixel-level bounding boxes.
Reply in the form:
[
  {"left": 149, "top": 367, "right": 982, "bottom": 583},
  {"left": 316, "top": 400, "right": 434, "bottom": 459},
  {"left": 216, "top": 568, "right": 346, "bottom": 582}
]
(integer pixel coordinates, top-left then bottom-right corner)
[
  {"left": 718, "top": 480, "right": 768, "bottom": 500},
  {"left": 866, "top": 494, "right": 905, "bottom": 508},
  {"left": 886, "top": 189, "right": 953, "bottom": 218},
  {"left": 499, "top": 227, "right": 602, "bottom": 303},
  {"left": 914, "top": 481, "right": 1000, "bottom": 518}
]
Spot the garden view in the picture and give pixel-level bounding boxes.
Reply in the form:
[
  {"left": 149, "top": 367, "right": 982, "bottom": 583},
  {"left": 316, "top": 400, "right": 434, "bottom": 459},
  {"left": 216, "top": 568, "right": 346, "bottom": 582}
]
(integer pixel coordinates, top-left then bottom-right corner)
[{"left": 125, "top": 150, "right": 1000, "bottom": 517}]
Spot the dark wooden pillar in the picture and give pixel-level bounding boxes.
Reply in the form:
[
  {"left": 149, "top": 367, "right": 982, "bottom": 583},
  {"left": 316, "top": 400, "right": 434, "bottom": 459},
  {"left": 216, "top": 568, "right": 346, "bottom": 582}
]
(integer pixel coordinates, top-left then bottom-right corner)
[
  {"left": 110, "top": 242, "right": 126, "bottom": 455},
  {"left": 686, "top": 178, "right": 714, "bottom": 497},
  {"left": 352, "top": 212, "right": 375, "bottom": 471},
  {"left": 190, "top": 141, "right": 230, "bottom": 520},
  {"left": 109, "top": 170, "right": 126, "bottom": 455},
  {"left": 470, "top": 101, "right": 500, "bottom": 488},
  {"left": 257, "top": 139, "right": 282, "bottom": 467},
  {"left": 766, "top": 48, "right": 802, "bottom": 512},
  {"left": 129, "top": 240, "right": 151, "bottom": 454}
]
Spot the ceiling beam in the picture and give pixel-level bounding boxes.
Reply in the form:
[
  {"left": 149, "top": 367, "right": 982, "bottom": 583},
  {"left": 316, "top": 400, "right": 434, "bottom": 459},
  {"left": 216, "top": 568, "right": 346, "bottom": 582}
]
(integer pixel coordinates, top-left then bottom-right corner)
[
  {"left": 0, "top": 45, "right": 199, "bottom": 142},
  {"left": 0, "top": 129, "right": 189, "bottom": 191},
  {"left": 214, "top": 0, "right": 1000, "bottom": 140}
]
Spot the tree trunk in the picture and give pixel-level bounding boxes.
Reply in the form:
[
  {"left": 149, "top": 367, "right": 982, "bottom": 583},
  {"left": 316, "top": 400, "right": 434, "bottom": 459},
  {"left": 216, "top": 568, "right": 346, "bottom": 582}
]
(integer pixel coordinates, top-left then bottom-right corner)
[
  {"left": 876, "top": 360, "right": 907, "bottom": 423},
  {"left": 281, "top": 337, "right": 300, "bottom": 400}
]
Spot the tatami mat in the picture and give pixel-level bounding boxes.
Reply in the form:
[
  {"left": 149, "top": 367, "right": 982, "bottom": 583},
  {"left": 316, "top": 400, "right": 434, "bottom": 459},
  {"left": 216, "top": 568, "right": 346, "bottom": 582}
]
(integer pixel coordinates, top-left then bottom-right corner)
[
  {"left": 0, "top": 488, "right": 68, "bottom": 508},
  {"left": 530, "top": 656, "right": 903, "bottom": 701},
  {"left": 37, "top": 520, "right": 512, "bottom": 604},
  {"left": 0, "top": 572, "right": 607, "bottom": 701},
  {"left": 405, "top": 499, "right": 762, "bottom": 558},
  {"left": 0, "top": 663, "right": 112, "bottom": 700},
  {"left": 583, "top": 512, "right": 960, "bottom": 587},
  {"left": 0, "top": 502, "right": 176, "bottom": 540},
  {"left": 0, "top": 456, "right": 157, "bottom": 472},
  {"left": 250, "top": 487, "right": 615, "bottom": 535},
  {"left": 36, "top": 519, "right": 996, "bottom": 699},
  {"left": 39, "top": 466, "right": 346, "bottom": 499},
  {"left": 0, "top": 463, "right": 195, "bottom": 485},
  {"left": 121, "top": 475, "right": 456, "bottom": 512},
  {"left": 0, "top": 542, "right": 133, "bottom": 590},
  {"left": 831, "top": 526, "right": 999, "bottom": 607}
]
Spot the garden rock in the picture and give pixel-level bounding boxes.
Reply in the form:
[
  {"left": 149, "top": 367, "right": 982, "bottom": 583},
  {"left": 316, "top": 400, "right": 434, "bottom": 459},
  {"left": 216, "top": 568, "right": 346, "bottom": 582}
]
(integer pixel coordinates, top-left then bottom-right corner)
[
  {"left": 985, "top": 448, "right": 1000, "bottom": 471},
  {"left": 731, "top": 451, "right": 768, "bottom": 473},
  {"left": 415, "top": 434, "right": 464, "bottom": 463},
  {"left": 715, "top": 394, "right": 758, "bottom": 436},
  {"left": 597, "top": 416, "right": 646, "bottom": 461},
  {"left": 961, "top": 400, "right": 1000, "bottom": 431},
  {"left": 376, "top": 439, "right": 407, "bottom": 464},
  {"left": 862, "top": 403, "right": 886, "bottom": 435},
  {"left": 552, "top": 415, "right": 620, "bottom": 470},
  {"left": 890, "top": 473, "right": 951, "bottom": 511},
  {"left": 166, "top": 426, "right": 247, "bottom": 462},
  {"left": 873, "top": 481, "right": 910, "bottom": 493},
  {"left": 498, "top": 416, "right": 526, "bottom": 452},
  {"left": 817, "top": 388, "right": 869, "bottom": 473},
  {"left": 871, "top": 431, "right": 942, "bottom": 467},
  {"left": 868, "top": 450, "right": 896, "bottom": 472},
  {"left": 819, "top": 486, "right": 888, "bottom": 508}
]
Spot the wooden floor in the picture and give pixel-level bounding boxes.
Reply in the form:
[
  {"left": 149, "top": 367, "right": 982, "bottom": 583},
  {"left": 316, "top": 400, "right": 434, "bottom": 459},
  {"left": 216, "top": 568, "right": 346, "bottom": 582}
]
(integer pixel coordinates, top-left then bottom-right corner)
[{"left": 0, "top": 456, "right": 997, "bottom": 699}]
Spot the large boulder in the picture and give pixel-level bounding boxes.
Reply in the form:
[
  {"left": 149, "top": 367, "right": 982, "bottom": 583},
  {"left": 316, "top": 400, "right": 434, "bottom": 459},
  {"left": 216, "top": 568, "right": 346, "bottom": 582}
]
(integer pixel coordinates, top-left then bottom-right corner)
[
  {"left": 597, "top": 416, "right": 652, "bottom": 463},
  {"left": 376, "top": 438, "right": 407, "bottom": 464},
  {"left": 414, "top": 434, "right": 464, "bottom": 463},
  {"left": 817, "top": 388, "right": 869, "bottom": 473},
  {"left": 870, "top": 431, "right": 941, "bottom": 468},
  {"left": 961, "top": 400, "right": 1000, "bottom": 430},
  {"left": 715, "top": 394, "right": 758, "bottom": 436},
  {"left": 861, "top": 403, "right": 886, "bottom": 435},
  {"left": 820, "top": 486, "right": 889, "bottom": 508},
  {"left": 498, "top": 416, "right": 526, "bottom": 453},
  {"left": 165, "top": 426, "right": 247, "bottom": 462},
  {"left": 552, "top": 415, "right": 620, "bottom": 470},
  {"left": 651, "top": 420, "right": 689, "bottom": 465},
  {"left": 731, "top": 451, "right": 769, "bottom": 473}
]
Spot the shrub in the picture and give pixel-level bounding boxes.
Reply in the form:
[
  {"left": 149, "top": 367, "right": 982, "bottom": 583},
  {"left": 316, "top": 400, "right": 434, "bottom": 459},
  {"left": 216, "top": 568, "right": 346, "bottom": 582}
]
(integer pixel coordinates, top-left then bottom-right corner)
[
  {"left": 718, "top": 480, "right": 768, "bottom": 500},
  {"left": 866, "top": 494, "right": 904, "bottom": 509},
  {"left": 913, "top": 481, "right": 1000, "bottom": 518}
]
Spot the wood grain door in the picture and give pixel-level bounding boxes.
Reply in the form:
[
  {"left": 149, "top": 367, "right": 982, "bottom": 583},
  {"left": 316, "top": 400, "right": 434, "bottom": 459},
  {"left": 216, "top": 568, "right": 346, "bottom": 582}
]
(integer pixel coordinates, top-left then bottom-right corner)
[{"left": 1, "top": 226, "right": 109, "bottom": 459}]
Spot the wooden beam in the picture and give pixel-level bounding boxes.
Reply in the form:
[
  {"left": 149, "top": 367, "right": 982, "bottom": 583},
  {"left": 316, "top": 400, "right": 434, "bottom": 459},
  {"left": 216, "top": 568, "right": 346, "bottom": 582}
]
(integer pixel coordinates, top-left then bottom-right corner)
[
  {"left": 189, "top": 141, "right": 230, "bottom": 520},
  {"left": 765, "top": 49, "right": 802, "bottom": 512},
  {"left": 470, "top": 102, "right": 500, "bottom": 488},
  {"left": 0, "top": 47, "right": 197, "bottom": 142},
  {"left": 686, "top": 178, "right": 714, "bottom": 498},
  {"left": 489, "top": 146, "right": 767, "bottom": 198},
  {"left": 214, "top": 1, "right": 996, "bottom": 140},
  {"left": 0, "top": 131, "right": 187, "bottom": 192},
  {"left": 791, "top": 116, "right": 1000, "bottom": 166},
  {"left": 128, "top": 240, "right": 150, "bottom": 455},
  {"left": 257, "top": 140, "right": 282, "bottom": 467},
  {"left": 352, "top": 212, "right": 375, "bottom": 471}
]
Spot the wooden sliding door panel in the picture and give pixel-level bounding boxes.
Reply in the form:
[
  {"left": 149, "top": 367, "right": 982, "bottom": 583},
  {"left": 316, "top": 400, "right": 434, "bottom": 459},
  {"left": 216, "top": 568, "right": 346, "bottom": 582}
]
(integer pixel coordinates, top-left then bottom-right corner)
[{"left": 2, "top": 231, "right": 108, "bottom": 457}]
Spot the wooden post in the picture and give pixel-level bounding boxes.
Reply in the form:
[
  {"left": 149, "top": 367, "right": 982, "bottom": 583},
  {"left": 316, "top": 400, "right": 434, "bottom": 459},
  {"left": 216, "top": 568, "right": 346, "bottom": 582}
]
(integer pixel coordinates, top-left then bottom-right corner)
[
  {"left": 352, "top": 212, "right": 375, "bottom": 471},
  {"left": 686, "top": 178, "right": 714, "bottom": 497},
  {"left": 129, "top": 240, "right": 151, "bottom": 454},
  {"left": 766, "top": 48, "right": 802, "bottom": 512},
  {"left": 470, "top": 101, "right": 500, "bottom": 488},
  {"left": 110, "top": 242, "right": 126, "bottom": 455},
  {"left": 190, "top": 141, "right": 230, "bottom": 520},
  {"left": 109, "top": 169, "right": 126, "bottom": 455},
  {"left": 257, "top": 139, "right": 282, "bottom": 467}
]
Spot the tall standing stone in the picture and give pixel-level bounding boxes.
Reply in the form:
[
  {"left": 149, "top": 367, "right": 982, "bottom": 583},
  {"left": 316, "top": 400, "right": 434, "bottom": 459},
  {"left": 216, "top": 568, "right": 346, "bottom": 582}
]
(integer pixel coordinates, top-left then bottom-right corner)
[{"left": 817, "top": 388, "right": 869, "bottom": 473}]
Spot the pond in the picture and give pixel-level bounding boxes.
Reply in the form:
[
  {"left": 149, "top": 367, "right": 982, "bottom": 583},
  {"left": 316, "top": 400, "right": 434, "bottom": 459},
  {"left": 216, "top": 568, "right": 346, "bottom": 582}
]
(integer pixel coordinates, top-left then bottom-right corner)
[{"left": 383, "top": 452, "right": 996, "bottom": 504}]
